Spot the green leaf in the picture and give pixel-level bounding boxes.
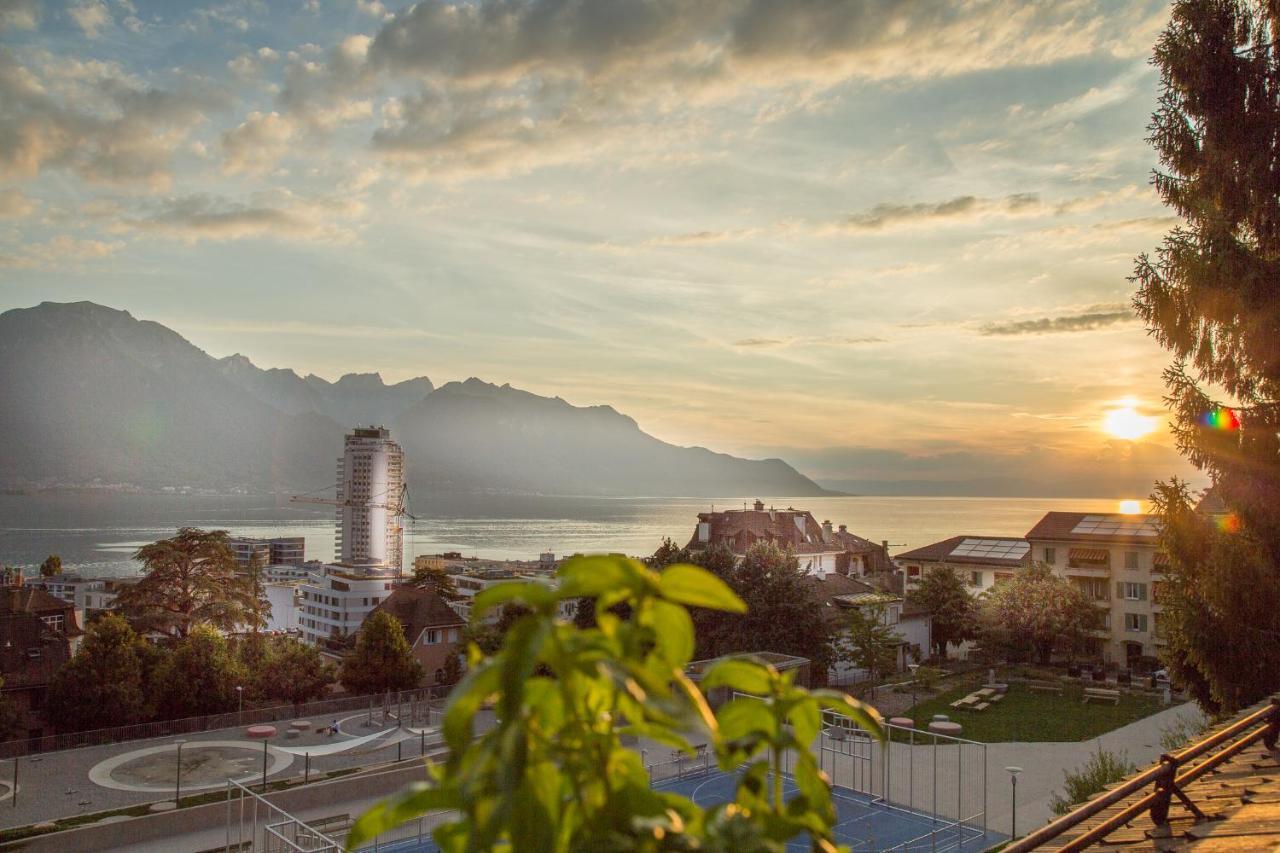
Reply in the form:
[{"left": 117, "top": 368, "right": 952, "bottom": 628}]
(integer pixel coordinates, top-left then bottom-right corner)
[
  {"left": 786, "top": 698, "right": 822, "bottom": 749},
  {"left": 701, "top": 657, "right": 774, "bottom": 695},
  {"left": 810, "top": 689, "right": 885, "bottom": 741},
  {"left": 644, "top": 599, "right": 695, "bottom": 667},
  {"left": 716, "top": 696, "right": 777, "bottom": 742},
  {"left": 346, "top": 782, "right": 458, "bottom": 849},
  {"left": 556, "top": 555, "right": 632, "bottom": 598},
  {"left": 659, "top": 564, "right": 747, "bottom": 612},
  {"left": 442, "top": 658, "right": 500, "bottom": 750},
  {"left": 473, "top": 581, "right": 554, "bottom": 620}
]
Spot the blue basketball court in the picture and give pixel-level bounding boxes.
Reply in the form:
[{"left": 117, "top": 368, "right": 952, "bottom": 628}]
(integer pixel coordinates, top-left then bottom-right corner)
[{"left": 654, "top": 766, "right": 1003, "bottom": 852}]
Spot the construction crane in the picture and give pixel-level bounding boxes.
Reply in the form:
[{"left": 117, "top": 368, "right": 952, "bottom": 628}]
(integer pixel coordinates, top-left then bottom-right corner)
[{"left": 289, "top": 483, "right": 417, "bottom": 520}]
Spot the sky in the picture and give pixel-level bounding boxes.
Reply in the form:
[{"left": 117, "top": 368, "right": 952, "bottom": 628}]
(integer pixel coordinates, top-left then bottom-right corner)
[{"left": 0, "top": 0, "right": 1204, "bottom": 496}]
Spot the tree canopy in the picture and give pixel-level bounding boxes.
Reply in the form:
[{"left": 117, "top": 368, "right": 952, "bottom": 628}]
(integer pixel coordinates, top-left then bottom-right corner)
[
  {"left": 1132, "top": 0, "right": 1280, "bottom": 713},
  {"left": 339, "top": 610, "right": 423, "bottom": 695},
  {"left": 838, "top": 604, "right": 900, "bottom": 688},
  {"left": 906, "top": 566, "right": 978, "bottom": 659},
  {"left": 978, "top": 566, "right": 1103, "bottom": 665},
  {"left": 411, "top": 562, "right": 462, "bottom": 601},
  {"left": 39, "top": 554, "right": 62, "bottom": 578},
  {"left": 115, "top": 528, "right": 264, "bottom": 637},
  {"left": 258, "top": 637, "right": 335, "bottom": 707},
  {"left": 151, "top": 625, "right": 247, "bottom": 718},
  {"left": 46, "top": 613, "right": 149, "bottom": 731}
]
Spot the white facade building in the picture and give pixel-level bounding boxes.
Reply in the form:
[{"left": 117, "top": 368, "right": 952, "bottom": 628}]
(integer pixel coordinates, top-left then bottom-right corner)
[
  {"left": 335, "top": 427, "right": 405, "bottom": 575},
  {"left": 298, "top": 564, "right": 396, "bottom": 646}
]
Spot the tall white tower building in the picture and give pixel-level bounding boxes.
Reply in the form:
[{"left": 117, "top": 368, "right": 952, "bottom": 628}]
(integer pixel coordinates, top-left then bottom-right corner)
[{"left": 334, "top": 426, "right": 405, "bottom": 574}]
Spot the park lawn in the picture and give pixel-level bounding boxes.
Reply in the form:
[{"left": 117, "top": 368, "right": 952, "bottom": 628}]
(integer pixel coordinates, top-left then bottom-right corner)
[{"left": 899, "top": 681, "right": 1166, "bottom": 743}]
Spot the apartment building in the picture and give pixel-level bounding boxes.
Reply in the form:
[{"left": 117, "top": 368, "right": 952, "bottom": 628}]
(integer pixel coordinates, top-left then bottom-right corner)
[
  {"left": 335, "top": 427, "right": 405, "bottom": 574},
  {"left": 227, "top": 536, "right": 306, "bottom": 568},
  {"left": 371, "top": 586, "right": 466, "bottom": 685},
  {"left": 895, "top": 536, "right": 1030, "bottom": 593},
  {"left": 1025, "top": 511, "right": 1167, "bottom": 668},
  {"left": 297, "top": 565, "right": 396, "bottom": 647}
]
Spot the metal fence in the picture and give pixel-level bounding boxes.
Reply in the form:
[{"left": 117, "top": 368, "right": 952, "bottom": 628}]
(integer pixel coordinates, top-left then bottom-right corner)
[
  {"left": 224, "top": 778, "right": 343, "bottom": 852},
  {"left": 819, "top": 720, "right": 991, "bottom": 838},
  {"left": 0, "top": 686, "right": 452, "bottom": 760}
]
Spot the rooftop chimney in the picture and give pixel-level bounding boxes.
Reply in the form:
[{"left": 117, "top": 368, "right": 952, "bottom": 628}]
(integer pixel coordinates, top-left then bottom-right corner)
[
  {"left": 839, "top": 524, "right": 847, "bottom": 532},
  {"left": 753, "top": 499, "right": 764, "bottom": 511},
  {"left": 822, "top": 519, "right": 833, "bottom": 543}
]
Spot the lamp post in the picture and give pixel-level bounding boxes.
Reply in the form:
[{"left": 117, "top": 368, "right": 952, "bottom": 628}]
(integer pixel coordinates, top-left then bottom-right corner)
[
  {"left": 174, "top": 740, "right": 187, "bottom": 806},
  {"left": 907, "top": 662, "right": 920, "bottom": 712},
  {"left": 236, "top": 685, "right": 243, "bottom": 725},
  {"left": 1005, "top": 766, "right": 1022, "bottom": 838}
]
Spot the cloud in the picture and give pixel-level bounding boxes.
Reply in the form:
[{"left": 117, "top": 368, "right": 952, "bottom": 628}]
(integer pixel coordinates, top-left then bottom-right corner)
[
  {"left": 0, "top": 0, "right": 39, "bottom": 31},
  {"left": 0, "top": 187, "right": 34, "bottom": 217},
  {"left": 732, "top": 335, "right": 884, "bottom": 349},
  {"left": 0, "top": 50, "right": 222, "bottom": 189},
  {"left": 68, "top": 0, "right": 111, "bottom": 38},
  {"left": 127, "top": 191, "right": 364, "bottom": 243},
  {"left": 980, "top": 308, "right": 1137, "bottom": 336},
  {"left": 828, "top": 193, "right": 1043, "bottom": 232},
  {"left": 222, "top": 111, "right": 296, "bottom": 175},
  {"left": 227, "top": 46, "right": 280, "bottom": 79},
  {"left": 0, "top": 233, "right": 123, "bottom": 268}
]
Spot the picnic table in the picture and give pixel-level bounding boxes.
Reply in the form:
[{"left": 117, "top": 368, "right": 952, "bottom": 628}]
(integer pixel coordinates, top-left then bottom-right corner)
[
  {"left": 1027, "top": 680, "right": 1064, "bottom": 694},
  {"left": 1083, "top": 687, "right": 1121, "bottom": 705},
  {"left": 928, "top": 720, "right": 962, "bottom": 736}
]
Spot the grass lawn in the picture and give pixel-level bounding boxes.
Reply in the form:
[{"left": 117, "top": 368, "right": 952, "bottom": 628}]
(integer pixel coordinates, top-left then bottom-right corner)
[{"left": 897, "top": 681, "right": 1167, "bottom": 743}]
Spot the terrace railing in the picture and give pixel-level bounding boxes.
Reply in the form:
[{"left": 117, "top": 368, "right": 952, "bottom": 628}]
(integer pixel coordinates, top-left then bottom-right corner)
[{"left": 1006, "top": 695, "right": 1280, "bottom": 851}]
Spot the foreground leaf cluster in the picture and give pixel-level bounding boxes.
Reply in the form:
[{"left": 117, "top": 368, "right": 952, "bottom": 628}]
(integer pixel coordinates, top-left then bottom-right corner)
[{"left": 348, "top": 555, "right": 882, "bottom": 851}]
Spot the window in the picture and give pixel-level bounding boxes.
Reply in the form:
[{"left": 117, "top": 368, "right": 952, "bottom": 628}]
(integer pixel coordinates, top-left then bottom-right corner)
[
  {"left": 970, "top": 571, "right": 982, "bottom": 587},
  {"left": 1103, "top": 612, "right": 1111, "bottom": 630},
  {"left": 1043, "top": 547, "right": 1056, "bottom": 565},
  {"left": 1125, "top": 613, "right": 1148, "bottom": 632},
  {"left": 886, "top": 606, "right": 900, "bottom": 625},
  {"left": 907, "top": 565, "right": 920, "bottom": 578},
  {"left": 1124, "top": 552, "right": 1140, "bottom": 570},
  {"left": 426, "top": 629, "right": 440, "bottom": 644},
  {"left": 1119, "top": 582, "right": 1147, "bottom": 601}
]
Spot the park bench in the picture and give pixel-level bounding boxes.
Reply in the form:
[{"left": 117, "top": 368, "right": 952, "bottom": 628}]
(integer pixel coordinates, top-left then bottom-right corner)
[
  {"left": 988, "top": 693, "right": 1004, "bottom": 703},
  {"left": 1027, "top": 680, "right": 1064, "bottom": 694},
  {"left": 1083, "top": 687, "right": 1121, "bottom": 705}
]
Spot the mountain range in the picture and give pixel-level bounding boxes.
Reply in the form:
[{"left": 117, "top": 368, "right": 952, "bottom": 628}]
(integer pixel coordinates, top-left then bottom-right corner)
[{"left": 0, "top": 301, "right": 830, "bottom": 497}]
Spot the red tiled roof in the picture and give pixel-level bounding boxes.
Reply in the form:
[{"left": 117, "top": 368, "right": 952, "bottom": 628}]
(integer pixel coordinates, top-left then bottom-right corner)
[
  {"left": 1025, "top": 511, "right": 1162, "bottom": 544},
  {"left": 373, "top": 587, "right": 464, "bottom": 647}
]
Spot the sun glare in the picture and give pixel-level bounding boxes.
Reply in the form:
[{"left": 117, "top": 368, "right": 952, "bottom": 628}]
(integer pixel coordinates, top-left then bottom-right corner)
[
  {"left": 1102, "top": 404, "right": 1158, "bottom": 441},
  {"left": 1118, "top": 499, "right": 1143, "bottom": 515}
]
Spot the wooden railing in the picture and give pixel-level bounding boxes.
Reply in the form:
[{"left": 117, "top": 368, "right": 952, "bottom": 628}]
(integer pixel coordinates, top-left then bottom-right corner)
[{"left": 1006, "top": 695, "right": 1280, "bottom": 851}]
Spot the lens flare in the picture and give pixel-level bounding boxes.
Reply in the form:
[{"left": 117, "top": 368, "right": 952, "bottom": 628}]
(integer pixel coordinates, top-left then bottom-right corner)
[
  {"left": 1102, "top": 406, "right": 1159, "bottom": 440},
  {"left": 1118, "top": 500, "right": 1142, "bottom": 514},
  {"left": 1216, "top": 513, "right": 1242, "bottom": 534},
  {"left": 1201, "top": 408, "right": 1241, "bottom": 430}
]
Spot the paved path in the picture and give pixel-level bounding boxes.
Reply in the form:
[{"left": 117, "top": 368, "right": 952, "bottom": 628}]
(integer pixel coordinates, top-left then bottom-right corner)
[{"left": 982, "top": 701, "right": 1205, "bottom": 836}]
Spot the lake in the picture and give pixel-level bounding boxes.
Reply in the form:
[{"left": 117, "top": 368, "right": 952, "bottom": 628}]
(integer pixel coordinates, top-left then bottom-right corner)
[{"left": 0, "top": 492, "right": 1141, "bottom": 577}]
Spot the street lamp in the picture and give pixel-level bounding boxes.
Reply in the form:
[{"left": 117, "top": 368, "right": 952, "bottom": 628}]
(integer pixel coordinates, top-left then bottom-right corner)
[
  {"left": 174, "top": 739, "right": 187, "bottom": 806},
  {"left": 236, "top": 685, "right": 244, "bottom": 724},
  {"left": 907, "top": 662, "right": 920, "bottom": 712},
  {"left": 1005, "top": 766, "right": 1023, "bottom": 839}
]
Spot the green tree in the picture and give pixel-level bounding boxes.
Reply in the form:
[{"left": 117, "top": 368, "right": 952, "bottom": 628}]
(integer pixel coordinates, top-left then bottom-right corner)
[
  {"left": 39, "top": 554, "right": 62, "bottom": 578},
  {"left": 906, "top": 566, "right": 978, "bottom": 659},
  {"left": 339, "top": 610, "right": 424, "bottom": 695},
  {"left": 347, "top": 554, "right": 883, "bottom": 851},
  {"left": 439, "top": 649, "right": 464, "bottom": 686},
  {"left": 115, "top": 528, "right": 262, "bottom": 638},
  {"left": 241, "top": 551, "right": 272, "bottom": 634},
  {"left": 152, "top": 625, "right": 247, "bottom": 718},
  {"left": 411, "top": 563, "right": 462, "bottom": 601},
  {"left": 978, "top": 566, "right": 1103, "bottom": 665},
  {"left": 838, "top": 604, "right": 901, "bottom": 690},
  {"left": 236, "top": 631, "right": 271, "bottom": 701},
  {"left": 259, "top": 638, "right": 335, "bottom": 708},
  {"left": 1132, "top": 0, "right": 1280, "bottom": 712},
  {"left": 46, "top": 614, "right": 150, "bottom": 731},
  {"left": 684, "top": 541, "right": 835, "bottom": 678}
]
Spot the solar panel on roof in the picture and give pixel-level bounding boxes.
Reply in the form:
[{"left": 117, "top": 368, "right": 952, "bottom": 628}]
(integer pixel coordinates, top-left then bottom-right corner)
[
  {"left": 949, "top": 538, "right": 1029, "bottom": 559},
  {"left": 1070, "top": 515, "right": 1160, "bottom": 537}
]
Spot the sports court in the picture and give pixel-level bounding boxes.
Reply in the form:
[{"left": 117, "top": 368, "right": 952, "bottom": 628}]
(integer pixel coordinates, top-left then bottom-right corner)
[{"left": 653, "top": 764, "right": 1002, "bottom": 852}]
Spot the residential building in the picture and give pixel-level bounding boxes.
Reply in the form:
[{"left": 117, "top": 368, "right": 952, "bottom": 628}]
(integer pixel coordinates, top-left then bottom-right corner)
[
  {"left": 35, "top": 573, "right": 106, "bottom": 614},
  {"left": 335, "top": 427, "right": 405, "bottom": 574},
  {"left": 804, "top": 571, "right": 931, "bottom": 683},
  {"left": 1025, "top": 511, "right": 1167, "bottom": 668},
  {"left": 895, "top": 536, "right": 1030, "bottom": 593},
  {"left": 370, "top": 586, "right": 466, "bottom": 685},
  {"left": 686, "top": 500, "right": 889, "bottom": 576},
  {"left": 297, "top": 565, "right": 396, "bottom": 647},
  {"left": 0, "top": 569, "right": 82, "bottom": 737},
  {"left": 447, "top": 566, "right": 578, "bottom": 623},
  {"left": 227, "top": 536, "right": 306, "bottom": 568},
  {"left": 81, "top": 576, "right": 141, "bottom": 615}
]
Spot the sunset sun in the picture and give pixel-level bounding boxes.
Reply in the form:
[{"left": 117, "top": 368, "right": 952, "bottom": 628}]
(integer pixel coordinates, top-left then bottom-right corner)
[{"left": 1102, "top": 404, "right": 1159, "bottom": 441}]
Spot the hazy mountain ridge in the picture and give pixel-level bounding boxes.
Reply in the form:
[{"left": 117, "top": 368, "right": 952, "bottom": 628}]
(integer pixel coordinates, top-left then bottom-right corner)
[{"left": 0, "top": 302, "right": 831, "bottom": 497}]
